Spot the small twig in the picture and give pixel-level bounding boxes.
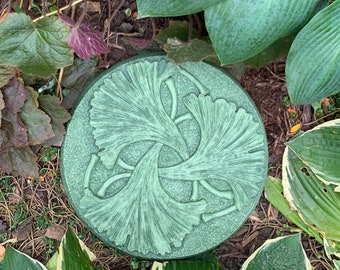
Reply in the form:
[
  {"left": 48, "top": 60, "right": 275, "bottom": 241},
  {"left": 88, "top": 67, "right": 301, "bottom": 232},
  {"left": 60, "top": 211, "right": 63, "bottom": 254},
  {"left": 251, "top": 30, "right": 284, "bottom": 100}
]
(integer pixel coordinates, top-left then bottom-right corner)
[
  {"left": 188, "top": 15, "right": 193, "bottom": 41},
  {"left": 303, "top": 109, "right": 340, "bottom": 126},
  {"left": 150, "top": 17, "right": 156, "bottom": 39},
  {"left": 74, "top": 0, "right": 87, "bottom": 27},
  {"left": 56, "top": 68, "right": 64, "bottom": 103},
  {"left": 193, "top": 13, "right": 202, "bottom": 38},
  {"left": 265, "top": 66, "right": 285, "bottom": 81},
  {"left": 33, "top": 0, "right": 84, "bottom": 22}
]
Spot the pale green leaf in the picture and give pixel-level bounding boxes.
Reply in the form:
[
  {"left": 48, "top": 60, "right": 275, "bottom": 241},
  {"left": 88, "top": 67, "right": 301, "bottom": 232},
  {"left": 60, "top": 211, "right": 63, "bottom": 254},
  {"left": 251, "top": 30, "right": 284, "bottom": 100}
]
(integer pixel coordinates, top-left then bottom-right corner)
[
  {"left": 241, "top": 234, "right": 312, "bottom": 270},
  {"left": 286, "top": 1, "right": 340, "bottom": 104},
  {"left": 264, "top": 176, "right": 323, "bottom": 244},
  {"left": 0, "top": 13, "right": 73, "bottom": 77},
  {"left": 19, "top": 87, "right": 54, "bottom": 145},
  {"left": 286, "top": 119, "right": 340, "bottom": 189},
  {"left": 154, "top": 20, "right": 199, "bottom": 45},
  {"left": 205, "top": 0, "right": 329, "bottom": 64},
  {"left": 163, "top": 38, "right": 218, "bottom": 64},
  {"left": 282, "top": 147, "right": 340, "bottom": 242},
  {"left": 137, "top": 0, "right": 224, "bottom": 17},
  {"left": 0, "top": 246, "right": 47, "bottom": 270}
]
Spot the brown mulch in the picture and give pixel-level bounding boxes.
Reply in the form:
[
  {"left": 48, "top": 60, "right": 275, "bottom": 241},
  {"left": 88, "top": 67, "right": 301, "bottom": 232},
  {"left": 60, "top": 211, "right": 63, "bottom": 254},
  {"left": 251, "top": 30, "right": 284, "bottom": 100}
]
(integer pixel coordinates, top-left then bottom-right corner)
[{"left": 0, "top": 1, "right": 334, "bottom": 269}]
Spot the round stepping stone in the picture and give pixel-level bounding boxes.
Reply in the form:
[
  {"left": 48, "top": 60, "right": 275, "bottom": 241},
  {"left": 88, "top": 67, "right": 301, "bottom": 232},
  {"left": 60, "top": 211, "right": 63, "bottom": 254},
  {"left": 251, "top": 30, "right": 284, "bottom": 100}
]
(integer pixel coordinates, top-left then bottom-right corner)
[{"left": 61, "top": 54, "right": 268, "bottom": 260}]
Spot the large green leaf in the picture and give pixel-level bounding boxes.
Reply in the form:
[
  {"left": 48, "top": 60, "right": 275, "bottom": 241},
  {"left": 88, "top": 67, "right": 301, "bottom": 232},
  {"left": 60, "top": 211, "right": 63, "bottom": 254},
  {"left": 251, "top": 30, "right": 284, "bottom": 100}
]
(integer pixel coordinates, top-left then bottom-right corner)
[
  {"left": 286, "top": 119, "right": 340, "bottom": 190},
  {"left": 241, "top": 234, "right": 312, "bottom": 270},
  {"left": 324, "top": 238, "right": 340, "bottom": 270},
  {"left": 0, "top": 13, "right": 73, "bottom": 77},
  {"left": 0, "top": 246, "right": 47, "bottom": 270},
  {"left": 205, "top": 0, "right": 329, "bottom": 64},
  {"left": 137, "top": 0, "right": 224, "bottom": 17},
  {"left": 282, "top": 147, "right": 340, "bottom": 242},
  {"left": 286, "top": 0, "right": 340, "bottom": 104},
  {"left": 264, "top": 176, "right": 323, "bottom": 244}
]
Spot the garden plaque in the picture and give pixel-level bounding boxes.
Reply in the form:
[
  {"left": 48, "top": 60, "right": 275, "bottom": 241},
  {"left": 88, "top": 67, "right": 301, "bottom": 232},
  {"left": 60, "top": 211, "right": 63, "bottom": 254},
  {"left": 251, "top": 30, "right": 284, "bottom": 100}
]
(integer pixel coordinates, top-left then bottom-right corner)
[{"left": 61, "top": 54, "right": 268, "bottom": 260}]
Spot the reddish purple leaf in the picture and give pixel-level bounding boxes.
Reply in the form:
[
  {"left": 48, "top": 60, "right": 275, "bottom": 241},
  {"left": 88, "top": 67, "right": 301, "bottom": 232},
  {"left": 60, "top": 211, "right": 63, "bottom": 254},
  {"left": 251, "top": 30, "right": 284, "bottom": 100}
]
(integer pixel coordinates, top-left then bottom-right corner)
[
  {"left": 59, "top": 13, "right": 109, "bottom": 60},
  {"left": 0, "top": 78, "right": 28, "bottom": 150}
]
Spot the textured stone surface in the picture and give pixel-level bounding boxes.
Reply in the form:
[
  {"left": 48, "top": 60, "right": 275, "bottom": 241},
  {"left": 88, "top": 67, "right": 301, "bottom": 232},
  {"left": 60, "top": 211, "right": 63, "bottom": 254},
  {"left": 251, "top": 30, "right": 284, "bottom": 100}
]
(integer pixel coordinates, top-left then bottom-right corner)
[{"left": 61, "top": 54, "right": 268, "bottom": 259}]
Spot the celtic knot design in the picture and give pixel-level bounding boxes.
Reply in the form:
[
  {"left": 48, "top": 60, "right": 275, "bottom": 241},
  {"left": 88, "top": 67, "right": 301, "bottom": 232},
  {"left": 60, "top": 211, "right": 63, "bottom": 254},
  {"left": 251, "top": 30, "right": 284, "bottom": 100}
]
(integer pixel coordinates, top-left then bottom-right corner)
[{"left": 79, "top": 59, "right": 266, "bottom": 256}]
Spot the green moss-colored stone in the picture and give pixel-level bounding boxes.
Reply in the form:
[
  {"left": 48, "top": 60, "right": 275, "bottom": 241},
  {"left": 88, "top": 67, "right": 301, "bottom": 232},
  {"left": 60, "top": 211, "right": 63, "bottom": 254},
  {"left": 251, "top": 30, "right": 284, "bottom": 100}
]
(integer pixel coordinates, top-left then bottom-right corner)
[{"left": 61, "top": 55, "right": 268, "bottom": 260}]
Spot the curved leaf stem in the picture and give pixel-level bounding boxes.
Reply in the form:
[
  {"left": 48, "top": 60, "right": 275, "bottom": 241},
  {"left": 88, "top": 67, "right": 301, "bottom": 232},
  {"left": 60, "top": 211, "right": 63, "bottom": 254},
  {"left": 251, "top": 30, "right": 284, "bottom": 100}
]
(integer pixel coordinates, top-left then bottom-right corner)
[{"left": 97, "top": 172, "right": 131, "bottom": 198}]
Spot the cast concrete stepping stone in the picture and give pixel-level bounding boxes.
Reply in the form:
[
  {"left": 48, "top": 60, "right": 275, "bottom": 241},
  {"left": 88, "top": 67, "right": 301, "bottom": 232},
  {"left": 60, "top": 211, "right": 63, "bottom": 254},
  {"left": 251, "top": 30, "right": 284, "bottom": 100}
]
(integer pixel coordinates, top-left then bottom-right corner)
[{"left": 61, "top": 54, "right": 268, "bottom": 260}]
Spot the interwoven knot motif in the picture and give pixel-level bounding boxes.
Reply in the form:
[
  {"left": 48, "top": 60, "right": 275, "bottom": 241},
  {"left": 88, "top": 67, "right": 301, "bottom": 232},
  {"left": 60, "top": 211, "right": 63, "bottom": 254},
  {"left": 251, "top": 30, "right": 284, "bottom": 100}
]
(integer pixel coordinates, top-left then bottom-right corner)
[{"left": 61, "top": 55, "right": 268, "bottom": 259}]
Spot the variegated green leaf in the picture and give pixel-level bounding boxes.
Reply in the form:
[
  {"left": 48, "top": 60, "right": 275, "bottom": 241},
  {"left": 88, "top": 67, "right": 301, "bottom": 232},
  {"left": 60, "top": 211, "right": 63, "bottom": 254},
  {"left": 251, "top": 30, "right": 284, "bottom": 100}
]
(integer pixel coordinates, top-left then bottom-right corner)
[
  {"left": 241, "top": 234, "right": 312, "bottom": 270},
  {"left": 137, "top": 0, "right": 224, "bottom": 17},
  {"left": 286, "top": 119, "right": 340, "bottom": 190},
  {"left": 286, "top": 0, "right": 340, "bottom": 104},
  {"left": 205, "top": 0, "right": 329, "bottom": 64},
  {"left": 324, "top": 238, "right": 340, "bottom": 270},
  {"left": 282, "top": 147, "right": 340, "bottom": 242}
]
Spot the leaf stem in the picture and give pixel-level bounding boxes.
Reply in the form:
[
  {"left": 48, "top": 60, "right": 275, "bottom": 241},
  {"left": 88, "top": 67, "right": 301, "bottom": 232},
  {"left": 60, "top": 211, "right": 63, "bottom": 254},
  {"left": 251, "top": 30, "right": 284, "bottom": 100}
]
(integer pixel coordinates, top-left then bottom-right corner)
[{"left": 32, "top": 0, "right": 84, "bottom": 22}]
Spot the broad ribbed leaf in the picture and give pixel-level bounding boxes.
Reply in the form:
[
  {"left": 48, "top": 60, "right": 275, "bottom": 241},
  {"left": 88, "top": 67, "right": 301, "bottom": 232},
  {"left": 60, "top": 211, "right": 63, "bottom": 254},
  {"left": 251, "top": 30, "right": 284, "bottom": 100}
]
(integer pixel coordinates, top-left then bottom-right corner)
[
  {"left": 137, "top": 0, "right": 224, "bottom": 17},
  {"left": 0, "top": 246, "right": 47, "bottom": 270},
  {"left": 286, "top": 119, "right": 340, "bottom": 189},
  {"left": 205, "top": 0, "right": 329, "bottom": 64},
  {"left": 282, "top": 147, "right": 340, "bottom": 242},
  {"left": 0, "top": 13, "right": 73, "bottom": 77},
  {"left": 241, "top": 234, "right": 312, "bottom": 270},
  {"left": 286, "top": 1, "right": 340, "bottom": 104},
  {"left": 264, "top": 177, "right": 323, "bottom": 244}
]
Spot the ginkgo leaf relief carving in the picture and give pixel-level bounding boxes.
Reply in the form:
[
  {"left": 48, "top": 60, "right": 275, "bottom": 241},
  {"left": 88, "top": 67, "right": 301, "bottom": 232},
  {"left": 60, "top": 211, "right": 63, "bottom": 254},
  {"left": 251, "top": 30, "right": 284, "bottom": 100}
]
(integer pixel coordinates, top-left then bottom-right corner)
[{"left": 62, "top": 55, "right": 268, "bottom": 258}]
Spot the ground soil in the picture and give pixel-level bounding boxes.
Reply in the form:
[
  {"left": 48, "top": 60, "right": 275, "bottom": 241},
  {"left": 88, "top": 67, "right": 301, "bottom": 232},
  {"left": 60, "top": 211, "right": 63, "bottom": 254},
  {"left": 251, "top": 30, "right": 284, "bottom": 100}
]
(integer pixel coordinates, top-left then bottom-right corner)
[{"left": 0, "top": 1, "right": 334, "bottom": 269}]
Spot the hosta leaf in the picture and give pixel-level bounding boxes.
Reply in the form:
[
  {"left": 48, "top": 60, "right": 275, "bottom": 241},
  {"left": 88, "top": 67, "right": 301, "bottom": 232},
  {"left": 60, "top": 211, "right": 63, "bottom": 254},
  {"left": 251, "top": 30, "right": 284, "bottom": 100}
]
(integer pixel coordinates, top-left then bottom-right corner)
[
  {"left": 205, "top": 0, "right": 329, "bottom": 64},
  {"left": 59, "top": 13, "right": 109, "bottom": 60},
  {"left": 0, "top": 78, "right": 28, "bottom": 150},
  {"left": 286, "top": 119, "right": 340, "bottom": 189},
  {"left": 324, "top": 238, "right": 340, "bottom": 270},
  {"left": 0, "top": 146, "right": 39, "bottom": 178},
  {"left": 282, "top": 147, "right": 340, "bottom": 242},
  {"left": 0, "top": 246, "right": 47, "bottom": 270},
  {"left": 286, "top": 1, "right": 340, "bottom": 104},
  {"left": 38, "top": 95, "right": 71, "bottom": 146},
  {"left": 163, "top": 38, "right": 217, "bottom": 64},
  {"left": 241, "top": 234, "right": 312, "bottom": 270},
  {"left": 0, "top": 65, "right": 15, "bottom": 88},
  {"left": 0, "top": 13, "right": 73, "bottom": 77},
  {"left": 19, "top": 87, "right": 54, "bottom": 145},
  {"left": 137, "top": 0, "right": 224, "bottom": 17},
  {"left": 264, "top": 176, "right": 323, "bottom": 244},
  {"left": 61, "top": 57, "right": 100, "bottom": 109},
  {"left": 57, "top": 227, "right": 96, "bottom": 270}
]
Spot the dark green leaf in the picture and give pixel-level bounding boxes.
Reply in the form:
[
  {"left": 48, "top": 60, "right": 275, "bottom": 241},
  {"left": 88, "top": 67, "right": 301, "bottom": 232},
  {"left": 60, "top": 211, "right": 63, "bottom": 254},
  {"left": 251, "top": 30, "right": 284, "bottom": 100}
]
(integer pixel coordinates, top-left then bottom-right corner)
[
  {"left": 205, "top": 1, "right": 329, "bottom": 64},
  {"left": 19, "top": 87, "right": 54, "bottom": 145},
  {"left": 154, "top": 20, "right": 199, "bottom": 45},
  {"left": 0, "top": 146, "right": 39, "bottom": 178},
  {"left": 0, "top": 13, "right": 73, "bottom": 77},
  {"left": 241, "top": 234, "right": 311, "bottom": 270},
  {"left": 137, "top": 0, "right": 224, "bottom": 17},
  {"left": 61, "top": 57, "right": 100, "bottom": 109},
  {"left": 38, "top": 95, "right": 71, "bottom": 146},
  {"left": 286, "top": 0, "right": 340, "bottom": 104},
  {"left": 0, "top": 246, "right": 47, "bottom": 270},
  {"left": 59, "top": 227, "right": 96, "bottom": 270}
]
